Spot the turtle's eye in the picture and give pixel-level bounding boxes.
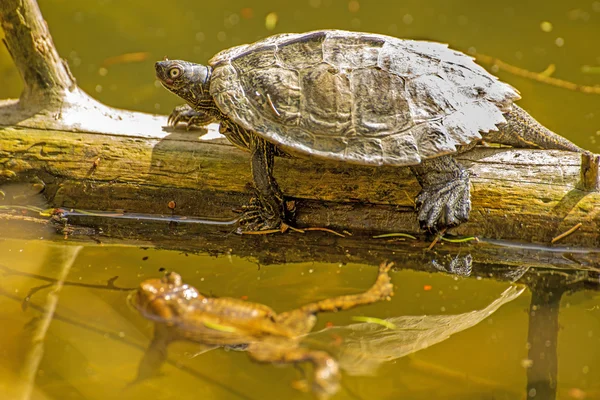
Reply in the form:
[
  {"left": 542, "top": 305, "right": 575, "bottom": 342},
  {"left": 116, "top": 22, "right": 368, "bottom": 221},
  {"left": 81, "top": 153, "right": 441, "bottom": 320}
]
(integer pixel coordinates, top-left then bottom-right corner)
[{"left": 168, "top": 67, "right": 181, "bottom": 79}]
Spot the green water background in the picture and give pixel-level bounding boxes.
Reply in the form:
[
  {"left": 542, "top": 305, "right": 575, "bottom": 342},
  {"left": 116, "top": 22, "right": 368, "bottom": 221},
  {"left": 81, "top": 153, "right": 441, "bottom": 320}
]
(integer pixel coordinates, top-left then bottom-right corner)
[
  {"left": 1, "top": 1, "right": 600, "bottom": 399},
  {"left": 0, "top": 0, "right": 599, "bottom": 151}
]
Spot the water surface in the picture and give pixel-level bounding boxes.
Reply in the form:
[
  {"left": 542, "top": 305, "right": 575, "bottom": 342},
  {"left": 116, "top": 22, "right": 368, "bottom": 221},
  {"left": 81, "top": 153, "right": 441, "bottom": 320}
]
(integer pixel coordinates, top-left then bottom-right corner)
[
  {"left": 0, "top": 0, "right": 599, "bottom": 150},
  {"left": 1, "top": 1, "right": 599, "bottom": 399}
]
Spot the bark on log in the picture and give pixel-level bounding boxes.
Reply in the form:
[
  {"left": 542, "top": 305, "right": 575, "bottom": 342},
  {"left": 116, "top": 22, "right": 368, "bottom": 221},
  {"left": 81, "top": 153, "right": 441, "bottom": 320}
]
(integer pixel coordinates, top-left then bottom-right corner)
[{"left": 1, "top": 123, "right": 599, "bottom": 248}]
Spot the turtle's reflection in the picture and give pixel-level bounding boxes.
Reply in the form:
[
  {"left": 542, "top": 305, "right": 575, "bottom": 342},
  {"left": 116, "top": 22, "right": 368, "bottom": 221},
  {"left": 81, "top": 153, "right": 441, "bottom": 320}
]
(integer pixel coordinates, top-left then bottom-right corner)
[
  {"left": 133, "top": 260, "right": 594, "bottom": 400},
  {"left": 131, "top": 262, "right": 394, "bottom": 399}
]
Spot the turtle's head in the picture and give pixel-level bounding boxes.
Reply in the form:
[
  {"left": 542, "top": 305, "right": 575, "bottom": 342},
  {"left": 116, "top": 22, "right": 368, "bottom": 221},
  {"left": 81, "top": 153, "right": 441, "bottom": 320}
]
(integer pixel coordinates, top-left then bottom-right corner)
[{"left": 155, "top": 59, "right": 213, "bottom": 108}]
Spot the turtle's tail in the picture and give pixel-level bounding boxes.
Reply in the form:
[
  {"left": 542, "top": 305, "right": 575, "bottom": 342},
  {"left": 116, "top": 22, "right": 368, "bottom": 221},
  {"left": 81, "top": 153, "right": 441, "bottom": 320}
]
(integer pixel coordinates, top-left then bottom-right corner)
[{"left": 485, "top": 104, "right": 583, "bottom": 152}]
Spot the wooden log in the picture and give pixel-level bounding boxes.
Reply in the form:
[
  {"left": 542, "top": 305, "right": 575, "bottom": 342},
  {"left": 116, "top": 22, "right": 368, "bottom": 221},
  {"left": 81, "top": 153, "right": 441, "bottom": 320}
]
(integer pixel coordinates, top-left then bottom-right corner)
[
  {"left": 1, "top": 122, "right": 599, "bottom": 248},
  {"left": 0, "top": 0, "right": 598, "bottom": 249}
]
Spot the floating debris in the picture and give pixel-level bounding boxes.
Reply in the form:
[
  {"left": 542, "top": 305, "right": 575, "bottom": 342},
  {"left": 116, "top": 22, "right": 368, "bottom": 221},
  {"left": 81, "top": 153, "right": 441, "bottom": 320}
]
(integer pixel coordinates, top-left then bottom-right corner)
[
  {"left": 241, "top": 7, "right": 253, "bottom": 19},
  {"left": 439, "top": 236, "right": 479, "bottom": 243},
  {"left": 265, "top": 12, "right": 278, "bottom": 31},
  {"left": 102, "top": 51, "right": 150, "bottom": 67},
  {"left": 474, "top": 52, "right": 600, "bottom": 94},
  {"left": 351, "top": 316, "right": 396, "bottom": 329},
  {"left": 540, "top": 21, "right": 553, "bottom": 32},
  {"left": 302, "top": 227, "right": 346, "bottom": 237},
  {"left": 240, "top": 228, "right": 281, "bottom": 235},
  {"left": 551, "top": 222, "right": 583, "bottom": 244},
  {"left": 373, "top": 232, "right": 417, "bottom": 240},
  {"left": 538, "top": 64, "right": 556, "bottom": 78},
  {"left": 427, "top": 228, "right": 447, "bottom": 250},
  {"left": 582, "top": 65, "right": 600, "bottom": 74}
]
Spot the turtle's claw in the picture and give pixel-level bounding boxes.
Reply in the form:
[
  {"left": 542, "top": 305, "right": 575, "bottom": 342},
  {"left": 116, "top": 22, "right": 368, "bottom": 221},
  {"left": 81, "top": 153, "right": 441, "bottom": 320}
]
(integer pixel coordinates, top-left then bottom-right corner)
[
  {"left": 236, "top": 198, "right": 284, "bottom": 233},
  {"left": 167, "top": 104, "right": 212, "bottom": 129},
  {"left": 416, "top": 176, "right": 471, "bottom": 232},
  {"left": 167, "top": 104, "right": 193, "bottom": 127},
  {"left": 237, "top": 212, "right": 282, "bottom": 233}
]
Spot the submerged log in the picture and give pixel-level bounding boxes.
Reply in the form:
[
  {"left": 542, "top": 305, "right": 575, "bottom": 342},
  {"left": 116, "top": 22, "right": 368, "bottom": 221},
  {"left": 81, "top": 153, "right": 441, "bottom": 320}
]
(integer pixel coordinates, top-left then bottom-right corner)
[{"left": 0, "top": 0, "right": 599, "bottom": 248}]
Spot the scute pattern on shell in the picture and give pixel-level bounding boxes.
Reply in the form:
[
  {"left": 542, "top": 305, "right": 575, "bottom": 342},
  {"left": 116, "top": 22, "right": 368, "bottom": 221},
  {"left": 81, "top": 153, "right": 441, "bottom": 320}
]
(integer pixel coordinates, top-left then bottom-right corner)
[{"left": 209, "top": 30, "right": 520, "bottom": 166}]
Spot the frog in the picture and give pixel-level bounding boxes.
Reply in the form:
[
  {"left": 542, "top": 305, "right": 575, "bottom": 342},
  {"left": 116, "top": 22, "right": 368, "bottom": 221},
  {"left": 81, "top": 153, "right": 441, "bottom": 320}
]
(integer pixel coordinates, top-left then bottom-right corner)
[{"left": 130, "top": 261, "right": 394, "bottom": 398}]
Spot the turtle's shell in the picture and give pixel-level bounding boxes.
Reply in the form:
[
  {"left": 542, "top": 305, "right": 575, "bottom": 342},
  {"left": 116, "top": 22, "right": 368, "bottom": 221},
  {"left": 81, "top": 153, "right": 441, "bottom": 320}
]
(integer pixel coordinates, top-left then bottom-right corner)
[{"left": 208, "top": 30, "right": 520, "bottom": 166}]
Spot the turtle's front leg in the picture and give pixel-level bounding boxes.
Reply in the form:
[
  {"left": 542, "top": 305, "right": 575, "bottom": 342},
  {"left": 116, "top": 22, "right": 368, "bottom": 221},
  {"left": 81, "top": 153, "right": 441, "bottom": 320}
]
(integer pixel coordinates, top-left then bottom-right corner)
[
  {"left": 238, "top": 136, "right": 294, "bottom": 232},
  {"left": 167, "top": 104, "right": 216, "bottom": 129}
]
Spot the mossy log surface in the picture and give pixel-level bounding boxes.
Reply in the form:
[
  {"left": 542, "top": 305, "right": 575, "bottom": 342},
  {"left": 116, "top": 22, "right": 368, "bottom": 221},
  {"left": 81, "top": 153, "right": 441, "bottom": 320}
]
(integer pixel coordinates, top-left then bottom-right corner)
[{"left": 1, "top": 122, "right": 599, "bottom": 248}]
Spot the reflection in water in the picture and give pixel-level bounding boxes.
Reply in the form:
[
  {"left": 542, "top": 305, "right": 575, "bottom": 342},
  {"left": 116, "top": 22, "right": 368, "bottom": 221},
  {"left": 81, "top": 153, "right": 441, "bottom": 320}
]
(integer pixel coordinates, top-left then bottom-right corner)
[
  {"left": 309, "top": 286, "right": 525, "bottom": 377},
  {"left": 525, "top": 275, "right": 566, "bottom": 400},
  {"left": 4, "top": 245, "right": 82, "bottom": 400},
  {"left": 0, "top": 264, "right": 135, "bottom": 310},
  {"left": 0, "top": 236, "right": 598, "bottom": 399},
  {"left": 431, "top": 254, "right": 474, "bottom": 277},
  {"left": 130, "top": 262, "right": 394, "bottom": 399}
]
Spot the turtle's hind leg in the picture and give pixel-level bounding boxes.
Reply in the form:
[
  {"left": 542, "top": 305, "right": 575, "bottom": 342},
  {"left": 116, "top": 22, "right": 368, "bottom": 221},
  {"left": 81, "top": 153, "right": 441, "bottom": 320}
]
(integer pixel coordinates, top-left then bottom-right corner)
[{"left": 410, "top": 155, "right": 471, "bottom": 232}]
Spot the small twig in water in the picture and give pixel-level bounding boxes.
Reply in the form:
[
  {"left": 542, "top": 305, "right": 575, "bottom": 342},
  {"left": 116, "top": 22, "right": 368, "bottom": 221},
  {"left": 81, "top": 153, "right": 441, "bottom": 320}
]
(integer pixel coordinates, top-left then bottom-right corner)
[
  {"left": 286, "top": 224, "right": 305, "bottom": 233},
  {"left": 427, "top": 228, "right": 447, "bottom": 250},
  {"left": 439, "top": 236, "right": 479, "bottom": 243},
  {"left": 240, "top": 229, "right": 282, "bottom": 235},
  {"left": 303, "top": 227, "right": 345, "bottom": 237},
  {"left": 0, "top": 264, "right": 135, "bottom": 309},
  {"left": 474, "top": 52, "right": 600, "bottom": 95},
  {"left": 372, "top": 232, "right": 417, "bottom": 240},
  {"left": 551, "top": 222, "right": 583, "bottom": 244}
]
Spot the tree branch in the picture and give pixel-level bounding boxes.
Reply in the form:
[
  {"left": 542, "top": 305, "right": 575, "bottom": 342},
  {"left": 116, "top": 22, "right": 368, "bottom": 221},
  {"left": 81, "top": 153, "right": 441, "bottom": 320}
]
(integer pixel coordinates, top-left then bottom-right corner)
[{"left": 0, "top": 0, "right": 75, "bottom": 105}]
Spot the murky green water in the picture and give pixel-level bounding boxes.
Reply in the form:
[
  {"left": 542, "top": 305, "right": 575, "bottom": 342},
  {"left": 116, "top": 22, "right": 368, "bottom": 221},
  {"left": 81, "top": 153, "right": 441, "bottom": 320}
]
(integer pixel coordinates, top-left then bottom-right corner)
[
  {"left": 1, "top": 0, "right": 600, "bottom": 399},
  {"left": 0, "top": 231, "right": 599, "bottom": 400},
  {"left": 0, "top": 0, "right": 599, "bottom": 151}
]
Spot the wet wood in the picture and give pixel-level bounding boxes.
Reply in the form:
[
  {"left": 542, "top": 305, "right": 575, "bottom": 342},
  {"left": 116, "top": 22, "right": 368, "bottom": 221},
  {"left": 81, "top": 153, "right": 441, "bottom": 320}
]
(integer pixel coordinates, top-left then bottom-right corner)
[
  {"left": 579, "top": 152, "right": 600, "bottom": 191},
  {"left": 2, "top": 211, "right": 599, "bottom": 284},
  {"left": 1, "top": 123, "right": 599, "bottom": 248}
]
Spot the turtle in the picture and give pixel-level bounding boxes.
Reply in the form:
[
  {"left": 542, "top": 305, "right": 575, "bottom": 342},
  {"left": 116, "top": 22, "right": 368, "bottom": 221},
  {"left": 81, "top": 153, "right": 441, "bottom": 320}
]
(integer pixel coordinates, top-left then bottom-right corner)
[{"left": 155, "top": 30, "right": 583, "bottom": 232}]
